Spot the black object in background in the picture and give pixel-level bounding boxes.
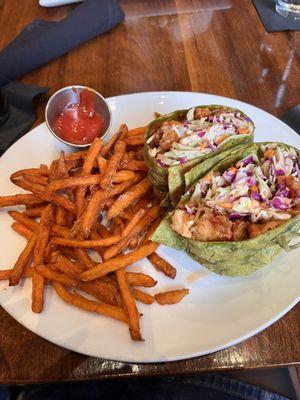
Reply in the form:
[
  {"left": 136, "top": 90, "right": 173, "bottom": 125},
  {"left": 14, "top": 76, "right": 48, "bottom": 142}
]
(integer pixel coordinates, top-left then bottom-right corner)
[
  {"left": 0, "top": 0, "right": 124, "bottom": 86},
  {"left": 252, "top": 0, "right": 300, "bottom": 32},
  {"left": 281, "top": 105, "right": 300, "bottom": 135},
  {"left": 0, "top": 82, "right": 48, "bottom": 156}
]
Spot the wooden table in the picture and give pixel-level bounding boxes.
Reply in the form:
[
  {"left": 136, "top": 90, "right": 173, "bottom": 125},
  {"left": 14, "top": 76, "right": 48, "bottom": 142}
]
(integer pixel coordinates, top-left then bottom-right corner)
[{"left": 0, "top": 0, "right": 299, "bottom": 384}]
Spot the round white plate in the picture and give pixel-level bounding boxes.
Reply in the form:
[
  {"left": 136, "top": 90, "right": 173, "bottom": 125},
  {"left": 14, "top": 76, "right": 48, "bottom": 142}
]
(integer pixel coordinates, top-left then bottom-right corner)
[{"left": 0, "top": 91, "right": 299, "bottom": 363}]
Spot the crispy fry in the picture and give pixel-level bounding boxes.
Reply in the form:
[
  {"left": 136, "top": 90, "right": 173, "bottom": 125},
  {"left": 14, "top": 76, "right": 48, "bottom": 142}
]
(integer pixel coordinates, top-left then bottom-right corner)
[
  {"left": 24, "top": 204, "right": 48, "bottom": 217},
  {"left": 0, "top": 194, "right": 45, "bottom": 208},
  {"left": 128, "top": 237, "right": 138, "bottom": 250},
  {"left": 100, "top": 124, "right": 128, "bottom": 157},
  {"left": 120, "top": 160, "right": 147, "bottom": 172},
  {"left": 155, "top": 289, "right": 189, "bottom": 305},
  {"left": 100, "top": 141, "right": 126, "bottom": 189},
  {"left": 147, "top": 253, "right": 176, "bottom": 279},
  {"left": 56, "top": 151, "right": 69, "bottom": 179},
  {"left": 75, "top": 138, "right": 103, "bottom": 216},
  {"left": 54, "top": 255, "right": 84, "bottom": 278},
  {"left": 103, "top": 205, "right": 161, "bottom": 260},
  {"left": 11, "top": 222, "right": 33, "bottom": 240},
  {"left": 0, "top": 268, "right": 33, "bottom": 281},
  {"left": 81, "top": 175, "right": 142, "bottom": 238},
  {"left": 126, "top": 272, "right": 157, "bottom": 287},
  {"left": 124, "top": 135, "right": 144, "bottom": 146},
  {"left": 97, "top": 224, "right": 111, "bottom": 238},
  {"left": 8, "top": 210, "right": 39, "bottom": 230},
  {"left": 55, "top": 206, "right": 68, "bottom": 226},
  {"left": 121, "top": 209, "right": 145, "bottom": 238},
  {"left": 32, "top": 204, "right": 54, "bottom": 313},
  {"left": 9, "top": 233, "right": 37, "bottom": 286},
  {"left": 35, "top": 264, "right": 77, "bottom": 286},
  {"left": 113, "top": 170, "right": 136, "bottom": 183},
  {"left": 75, "top": 248, "right": 97, "bottom": 269},
  {"left": 97, "top": 155, "right": 107, "bottom": 174},
  {"left": 80, "top": 241, "right": 159, "bottom": 280},
  {"left": 39, "top": 164, "right": 49, "bottom": 176},
  {"left": 53, "top": 281, "right": 128, "bottom": 323},
  {"left": 10, "top": 168, "right": 44, "bottom": 180},
  {"left": 106, "top": 177, "right": 152, "bottom": 220},
  {"left": 127, "top": 127, "right": 145, "bottom": 137},
  {"left": 116, "top": 269, "right": 142, "bottom": 340},
  {"left": 131, "top": 288, "right": 155, "bottom": 304},
  {"left": 79, "top": 281, "right": 120, "bottom": 306},
  {"left": 22, "top": 174, "right": 48, "bottom": 186},
  {"left": 51, "top": 234, "right": 121, "bottom": 248}
]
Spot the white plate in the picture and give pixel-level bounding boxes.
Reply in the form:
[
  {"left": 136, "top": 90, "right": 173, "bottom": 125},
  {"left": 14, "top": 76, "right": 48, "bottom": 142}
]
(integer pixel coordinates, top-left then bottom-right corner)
[{"left": 0, "top": 91, "right": 299, "bottom": 363}]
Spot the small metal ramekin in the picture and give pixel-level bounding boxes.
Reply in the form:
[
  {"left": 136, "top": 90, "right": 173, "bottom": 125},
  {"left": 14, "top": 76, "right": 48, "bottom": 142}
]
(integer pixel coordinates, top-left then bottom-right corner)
[{"left": 45, "top": 85, "right": 112, "bottom": 149}]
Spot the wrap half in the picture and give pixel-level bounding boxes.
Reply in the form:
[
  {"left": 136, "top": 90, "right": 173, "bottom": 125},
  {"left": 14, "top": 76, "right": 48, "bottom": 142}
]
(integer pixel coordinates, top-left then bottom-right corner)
[
  {"left": 152, "top": 142, "right": 300, "bottom": 276},
  {"left": 144, "top": 105, "right": 255, "bottom": 206}
]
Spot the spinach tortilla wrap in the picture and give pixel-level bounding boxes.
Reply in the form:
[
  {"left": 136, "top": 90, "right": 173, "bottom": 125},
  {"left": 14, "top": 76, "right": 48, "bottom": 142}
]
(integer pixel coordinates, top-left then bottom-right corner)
[
  {"left": 144, "top": 105, "right": 255, "bottom": 206},
  {"left": 152, "top": 142, "right": 300, "bottom": 276}
]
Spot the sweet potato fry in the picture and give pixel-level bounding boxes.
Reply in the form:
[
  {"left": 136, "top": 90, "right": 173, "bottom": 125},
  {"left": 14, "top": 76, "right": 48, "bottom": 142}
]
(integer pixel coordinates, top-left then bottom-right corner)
[
  {"left": 97, "top": 155, "right": 107, "bottom": 174},
  {"left": 124, "top": 135, "right": 144, "bottom": 146},
  {"left": 127, "top": 127, "right": 145, "bottom": 137},
  {"left": 11, "top": 222, "right": 33, "bottom": 240},
  {"left": 10, "top": 168, "right": 43, "bottom": 180},
  {"left": 0, "top": 268, "right": 33, "bottom": 281},
  {"left": 80, "top": 175, "right": 142, "bottom": 238},
  {"left": 24, "top": 204, "right": 47, "bottom": 217},
  {"left": 8, "top": 233, "right": 37, "bottom": 286},
  {"left": 80, "top": 241, "right": 159, "bottom": 280},
  {"left": 128, "top": 237, "right": 138, "bottom": 250},
  {"left": 32, "top": 204, "right": 54, "bottom": 313},
  {"left": 126, "top": 272, "right": 157, "bottom": 287},
  {"left": 121, "top": 209, "right": 145, "bottom": 239},
  {"left": 0, "top": 194, "right": 45, "bottom": 208},
  {"left": 106, "top": 177, "right": 152, "bottom": 220},
  {"left": 55, "top": 206, "right": 68, "bottom": 226},
  {"left": 51, "top": 234, "right": 121, "bottom": 248},
  {"left": 54, "top": 255, "right": 84, "bottom": 278},
  {"left": 131, "top": 288, "right": 155, "bottom": 305},
  {"left": 120, "top": 160, "right": 147, "bottom": 172},
  {"left": 113, "top": 170, "right": 136, "bottom": 183},
  {"left": 8, "top": 210, "right": 39, "bottom": 230},
  {"left": 116, "top": 269, "right": 141, "bottom": 340},
  {"left": 147, "top": 253, "right": 177, "bottom": 279},
  {"left": 100, "top": 124, "right": 128, "bottom": 157},
  {"left": 97, "top": 224, "right": 111, "bottom": 238},
  {"left": 53, "top": 281, "right": 128, "bottom": 323},
  {"left": 100, "top": 141, "right": 126, "bottom": 189},
  {"left": 155, "top": 289, "right": 189, "bottom": 305},
  {"left": 103, "top": 205, "right": 161, "bottom": 260},
  {"left": 79, "top": 281, "right": 120, "bottom": 306},
  {"left": 75, "top": 138, "right": 103, "bottom": 216},
  {"left": 75, "top": 248, "right": 97, "bottom": 269},
  {"left": 35, "top": 264, "right": 77, "bottom": 286},
  {"left": 22, "top": 174, "right": 48, "bottom": 186}
]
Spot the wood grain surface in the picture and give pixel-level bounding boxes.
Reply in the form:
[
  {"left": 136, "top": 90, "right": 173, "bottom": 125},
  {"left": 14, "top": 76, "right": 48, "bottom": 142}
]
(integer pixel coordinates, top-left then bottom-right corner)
[{"left": 0, "top": 0, "right": 299, "bottom": 383}]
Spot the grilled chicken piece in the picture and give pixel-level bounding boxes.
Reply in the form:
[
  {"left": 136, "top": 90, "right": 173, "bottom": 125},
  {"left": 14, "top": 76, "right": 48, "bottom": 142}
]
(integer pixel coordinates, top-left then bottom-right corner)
[
  {"left": 232, "top": 220, "right": 249, "bottom": 240},
  {"left": 248, "top": 220, "right": 285, "bottom": 238},
  {"left": 285, "top": 175, "right": 300, "bottom": 199},
  {"left": 171, "top": 210, "right": 194, "bottom": 239},
  {"left": 191, "top": 210, "right": 232, "bottom": 241},
  {"left": 194, "top": 107, "right": 212, "bottom": 119}
]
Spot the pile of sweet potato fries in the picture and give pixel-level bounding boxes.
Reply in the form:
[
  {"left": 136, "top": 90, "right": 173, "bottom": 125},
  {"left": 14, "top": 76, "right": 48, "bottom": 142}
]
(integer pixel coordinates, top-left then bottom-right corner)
[{"left": 0, "top": 124, "right": 189, "bottom": 341}]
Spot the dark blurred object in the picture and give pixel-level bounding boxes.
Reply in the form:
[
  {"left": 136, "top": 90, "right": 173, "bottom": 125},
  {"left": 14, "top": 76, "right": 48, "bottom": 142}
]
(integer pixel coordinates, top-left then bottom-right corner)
[
  {"left": 0, "top": 0, "right": 124, "bottom": 86},
  {"left": 0, "top": 82, "right": 47, "bottom": 156},
  {"left": 10, "top": 374, "right": 291, "bottom": 400},
  {"left": 281, "top": 105, "right": 300, "bottom": 135},
  {"left": 252, "top": 0, "right": 300, "bottom": 31},
  {"left": 0, "top": 89, "right": 10, "bottom": 127}
]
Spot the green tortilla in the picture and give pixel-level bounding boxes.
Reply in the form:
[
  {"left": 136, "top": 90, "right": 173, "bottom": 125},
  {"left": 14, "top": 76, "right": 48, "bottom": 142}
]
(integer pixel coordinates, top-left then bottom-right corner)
[
  {"left": 144, "top": 105, "right": 255, "bottom": 207},
  {"left": 152, "top": 142, "right": 300, "bottom": 276}
]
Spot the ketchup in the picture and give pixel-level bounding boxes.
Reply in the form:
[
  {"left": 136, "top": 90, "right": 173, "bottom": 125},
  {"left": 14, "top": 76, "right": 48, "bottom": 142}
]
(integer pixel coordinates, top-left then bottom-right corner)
[{"left": 53, "top": 89, "right": 103, "bottom": 145}]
